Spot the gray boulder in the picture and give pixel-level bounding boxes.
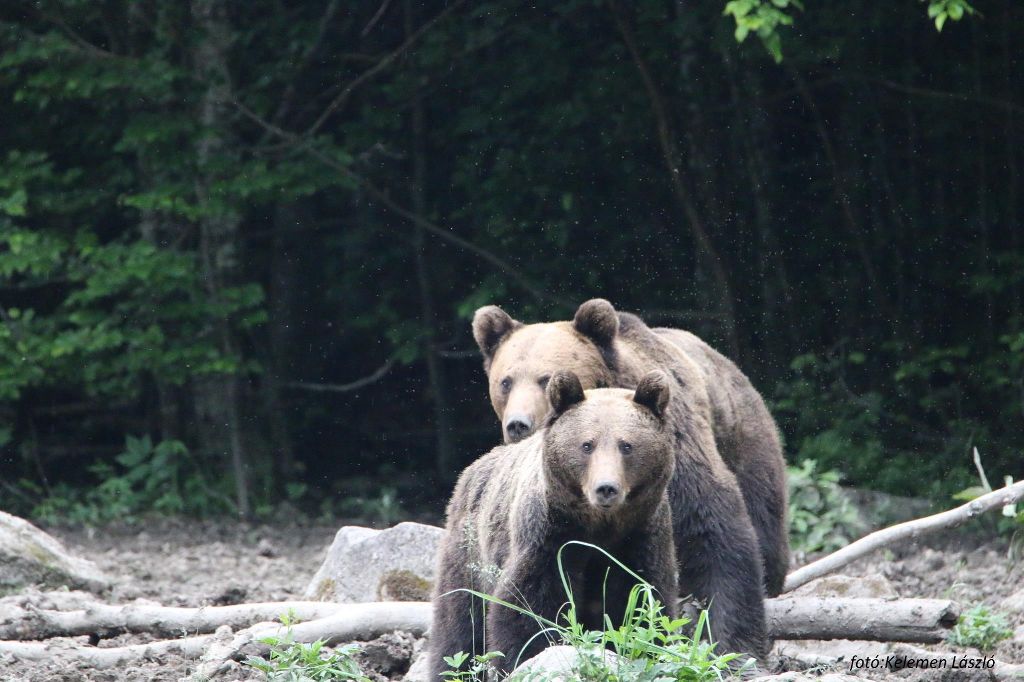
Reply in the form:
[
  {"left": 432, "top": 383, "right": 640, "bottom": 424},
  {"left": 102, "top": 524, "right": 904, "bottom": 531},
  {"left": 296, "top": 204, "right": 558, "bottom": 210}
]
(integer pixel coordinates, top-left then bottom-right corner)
[
  {"left": 0, "top": 511, "right": 110, "bottom": 593},
  {"left": 304, "top": 522, "right": 444, "bottom": 603},
  {"left": 1001, "top": 587, "right": 1024, "bottom": 616}
]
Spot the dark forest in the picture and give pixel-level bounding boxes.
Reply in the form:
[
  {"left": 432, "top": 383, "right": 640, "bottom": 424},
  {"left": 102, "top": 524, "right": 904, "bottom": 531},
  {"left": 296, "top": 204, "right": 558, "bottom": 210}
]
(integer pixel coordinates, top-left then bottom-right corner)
[{"left": 0, "top": 0, "right": 1020, "bottom": 521}]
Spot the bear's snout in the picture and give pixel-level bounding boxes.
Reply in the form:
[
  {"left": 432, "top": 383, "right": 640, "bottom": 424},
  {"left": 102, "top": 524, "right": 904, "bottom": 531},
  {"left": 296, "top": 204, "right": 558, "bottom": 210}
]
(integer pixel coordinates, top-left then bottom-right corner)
[
  {"left": 592, "top": 481, "right": 622, "bottom": 508},
  {"left": 504, "top": 415, "right": 533, "bottom": 442}
]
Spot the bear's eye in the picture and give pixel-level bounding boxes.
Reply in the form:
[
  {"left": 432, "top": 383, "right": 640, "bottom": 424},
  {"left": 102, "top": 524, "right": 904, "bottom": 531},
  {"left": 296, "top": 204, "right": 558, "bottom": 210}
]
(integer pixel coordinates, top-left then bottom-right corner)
[
  {"left": 538, "top": 375, "right": 550, "bottom": 389},
  {"left": 619, "top": 442, "right": 633, "bottom": 455},
  {"left": 581, "top": 441, "right": 593, "bottom": 454},
  {"left": 500, "top": 377, "right": 512, "bottom": 393}
]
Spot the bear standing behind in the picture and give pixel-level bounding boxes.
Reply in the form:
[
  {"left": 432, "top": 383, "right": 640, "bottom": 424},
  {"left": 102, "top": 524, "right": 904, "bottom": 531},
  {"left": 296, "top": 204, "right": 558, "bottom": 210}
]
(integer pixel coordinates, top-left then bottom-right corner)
[{"left": 428, "top": 371, "right": 678, "bottom": 679}]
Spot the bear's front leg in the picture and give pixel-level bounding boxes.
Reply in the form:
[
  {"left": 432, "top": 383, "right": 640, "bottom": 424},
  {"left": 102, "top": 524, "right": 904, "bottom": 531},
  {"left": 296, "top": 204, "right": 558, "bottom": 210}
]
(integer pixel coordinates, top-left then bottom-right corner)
[
  {"left": 485, "top": 551, "right": 567, "bottom": 676},
  {"left": 672, "top": 483, "right": 767, "bottom": 661},
  {"left": 626, "top": 499, "right": 679, "bottom": 620},
  {"left": 427, "top": 528, "right": 487, "bottom": 680}
]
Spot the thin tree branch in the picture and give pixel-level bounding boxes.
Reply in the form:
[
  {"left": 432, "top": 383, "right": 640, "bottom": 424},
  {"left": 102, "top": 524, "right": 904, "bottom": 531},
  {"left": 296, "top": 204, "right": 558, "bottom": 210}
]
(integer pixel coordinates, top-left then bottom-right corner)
[
  {"left": 283, "top": 358, "right": 396, "bottom": 394},
  {"left": 304, "top": 0, "right": 469, "bottom": 137},
  {"left": 229, "top": 96, "right": 561, "bottom": 305},
  {"left": 362, "top": 0, "right": 396, "bottom": 36},
  {"left": 784, "top": 479, "right": 1024, "bottom": 593}
]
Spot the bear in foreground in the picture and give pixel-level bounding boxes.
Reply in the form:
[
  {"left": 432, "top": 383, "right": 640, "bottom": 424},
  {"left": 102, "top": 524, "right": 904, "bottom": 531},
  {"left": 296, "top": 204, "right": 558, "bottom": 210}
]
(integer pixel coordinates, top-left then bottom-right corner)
[
  {"left": 429, "top": 371, "right": 679, "bottom": 679},
  {"left": 472, "top": 299, "right": 777, "bottom": 648}
]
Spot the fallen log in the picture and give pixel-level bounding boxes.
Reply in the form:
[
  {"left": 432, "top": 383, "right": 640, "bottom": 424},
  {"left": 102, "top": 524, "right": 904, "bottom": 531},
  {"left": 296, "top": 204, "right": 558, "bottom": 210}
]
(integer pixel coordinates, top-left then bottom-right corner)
[
  {"left": 765, "top": 597, "right": 959, "bottom": 643},
  {"left": 0, "top": 596, "right": 958, "bottom": 644},
  {"left": 0, "top": 601, "right": 432, "bottom": 669},
  {"left": 784, "top": 479, "right": 1024, "bottom": 593},
  {"left": 0, "top": 599, "right": 349, "bottom": 640}
]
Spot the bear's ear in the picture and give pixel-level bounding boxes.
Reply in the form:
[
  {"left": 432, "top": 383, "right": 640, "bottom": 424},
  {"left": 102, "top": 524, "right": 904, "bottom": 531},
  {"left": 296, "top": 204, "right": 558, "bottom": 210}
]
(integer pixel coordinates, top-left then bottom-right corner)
[
  {"left": 633, "top": 370, "right": 670, "bottom": 421},
  {"left": 472, "top": 306, "right": 522, "bottom": 361},
  {"left": 573, "top": 299, "right": 619, "bottom": 349},
  {"left": 547, "top": 371, "right": 586, "bottom": 416}
]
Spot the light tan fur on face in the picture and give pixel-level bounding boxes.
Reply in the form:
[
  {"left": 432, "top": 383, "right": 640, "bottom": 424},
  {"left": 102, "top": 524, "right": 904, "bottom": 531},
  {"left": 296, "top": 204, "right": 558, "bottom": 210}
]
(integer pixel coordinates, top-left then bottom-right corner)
[
  {"left": 488, "top": 322, "right": 609, "bottom": 443},
  {"left": 582, "top": 447, "right": 627, "bottom": 508}
]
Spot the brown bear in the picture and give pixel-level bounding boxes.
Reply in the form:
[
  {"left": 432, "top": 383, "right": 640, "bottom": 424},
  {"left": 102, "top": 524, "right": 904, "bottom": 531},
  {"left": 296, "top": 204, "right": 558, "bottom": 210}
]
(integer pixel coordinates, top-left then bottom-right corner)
[
  {"left": 429, "top": 371, "right": 679, "bottom": 679},
  {"left": 472, "top": 300, "right": 783, "bottom": 646}
]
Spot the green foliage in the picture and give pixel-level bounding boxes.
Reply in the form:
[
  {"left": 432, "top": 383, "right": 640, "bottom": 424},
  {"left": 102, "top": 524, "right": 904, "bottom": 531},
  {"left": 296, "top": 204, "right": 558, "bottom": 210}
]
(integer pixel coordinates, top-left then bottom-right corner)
[
  {"left": 925, "top": 0, "right": 975, "bottom": 31},
  {"left": 442, "top": 651, "right": 505, "bottom": 682},
  {"left": 953, "top": 456, "right": 1024, "bottom": 559},
  {"left": 27, "top": 435, "right": 233, "bottom": 525},
  {"left": 0, "top": 229, "right": 264, "bottom": 402},
  {"left": 787, "top": 459, "right": 864, "bottom": 555},
  {"left": 723, "top": 0, "right": 803, "bottom": 62},
  {"left": 245, "top": 614, "right": 371, "bottom": 681},
  {"left": 447, "top": 542, "right": 750, "bottom": 681},
  {"left": 773, "top": 335, "right": 1023, "bottom": 500},
  {"left": 332, "top": 486, "right": 405, "bottom": 526},
  {"left": 947, "top": 604, "right": 1013, "bottom": 651},
  {"left": 0, "top": 0, "right": 1015, "bottom": 516}
]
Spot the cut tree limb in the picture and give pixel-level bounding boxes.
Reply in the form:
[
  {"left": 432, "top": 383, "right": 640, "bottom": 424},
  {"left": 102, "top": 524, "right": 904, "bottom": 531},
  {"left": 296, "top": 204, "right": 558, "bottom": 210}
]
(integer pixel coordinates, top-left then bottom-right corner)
[
  {"left": 0, "top": 601, "right": 432, "bottom": 670},
  {"left": 765, "top": 597, "right": 958, "bottom": 643},
  {"left": 0, "top": 599, "right": 349, "bottom": 640},
  {"left": 784, "top": 479, "right": 1024, "bottom": 593},
  {"left": 0, "top": 597, "right": 956, "bottom": 644}
]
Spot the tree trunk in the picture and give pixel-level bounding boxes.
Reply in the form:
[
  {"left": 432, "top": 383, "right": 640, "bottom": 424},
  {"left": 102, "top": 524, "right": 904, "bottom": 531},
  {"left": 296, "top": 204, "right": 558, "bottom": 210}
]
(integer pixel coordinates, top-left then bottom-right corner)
[
  {"left": 191, "top": 0, "right": 250, "bottom": 517},
  {"left": 264, "top": 203, "right": 299, "bottom": 487},
  {"left": 610, "top": 2, "right": 739, "bottom": 358},
  {"left": 406, "top": 0, "right": 455, "bottom": 480}
]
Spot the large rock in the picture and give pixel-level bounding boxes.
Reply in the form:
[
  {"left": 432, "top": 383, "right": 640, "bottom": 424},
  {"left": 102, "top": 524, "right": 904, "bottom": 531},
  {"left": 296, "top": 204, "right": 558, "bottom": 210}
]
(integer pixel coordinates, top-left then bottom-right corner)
[
  {"left": 1001, "top": 587, "right": 1024, "bottom": 616},
  {"left": 0, "top": 511, "right": 110, "bottom": 593},
  {"left": 304, "top": 522, "right": 444, "bottom": 603}
]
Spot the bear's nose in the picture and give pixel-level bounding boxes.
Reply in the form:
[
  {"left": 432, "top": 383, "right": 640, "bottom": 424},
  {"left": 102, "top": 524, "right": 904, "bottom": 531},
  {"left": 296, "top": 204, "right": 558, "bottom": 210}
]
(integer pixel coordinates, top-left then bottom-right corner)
[
  {"left": 594, "top": 482, "right": 621, "bottom": 506},
  {"left": 505, "top": 418, "right": 532, "bottom": 442}
]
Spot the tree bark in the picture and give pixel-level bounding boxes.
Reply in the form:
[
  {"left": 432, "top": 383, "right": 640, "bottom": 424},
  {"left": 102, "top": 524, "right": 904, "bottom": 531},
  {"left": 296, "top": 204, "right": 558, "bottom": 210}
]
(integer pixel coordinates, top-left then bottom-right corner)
[
  {"left": 406, "top": 0, "right": 455, "bottom": 480},
  {"left": 191, "top": 0, "right": 250, "bottom": 517},
  {"left": 609, "top": 2, "right": 739, "bottom": 358},
  {"left": 0, "top": 596, "right": 962, "bottom": 647},
  {"left": 766, "top": 597, "right": 957, "bottom": 643}
]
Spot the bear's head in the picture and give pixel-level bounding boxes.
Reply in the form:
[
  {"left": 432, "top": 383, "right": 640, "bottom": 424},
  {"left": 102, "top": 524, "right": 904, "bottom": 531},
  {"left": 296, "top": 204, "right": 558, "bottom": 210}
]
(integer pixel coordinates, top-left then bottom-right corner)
[
  {"left": 541, "top": 369, "right": 673, "bottom": 520},
  {"left": 472, "top": 299, "right": 621, "bottom": 444}
]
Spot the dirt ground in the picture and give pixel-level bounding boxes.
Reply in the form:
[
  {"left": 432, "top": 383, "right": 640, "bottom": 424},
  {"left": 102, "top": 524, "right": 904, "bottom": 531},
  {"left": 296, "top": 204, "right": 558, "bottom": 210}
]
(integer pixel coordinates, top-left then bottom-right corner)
[{"left": 0, "top": 518, "right": 1021, "bottom": 682}]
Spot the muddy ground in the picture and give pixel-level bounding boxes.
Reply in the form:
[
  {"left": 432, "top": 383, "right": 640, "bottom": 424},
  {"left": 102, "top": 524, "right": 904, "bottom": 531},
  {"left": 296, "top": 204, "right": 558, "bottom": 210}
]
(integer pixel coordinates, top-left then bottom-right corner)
[{"left": 0, "top": 518, "right": 1021, "bottom": 681}]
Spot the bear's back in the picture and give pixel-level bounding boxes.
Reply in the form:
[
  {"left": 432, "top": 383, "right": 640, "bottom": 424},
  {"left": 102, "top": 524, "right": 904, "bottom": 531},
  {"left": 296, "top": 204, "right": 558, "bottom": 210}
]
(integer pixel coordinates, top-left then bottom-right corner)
[{"left": 447, "top": 434, "right": 548, "bottom": 577}]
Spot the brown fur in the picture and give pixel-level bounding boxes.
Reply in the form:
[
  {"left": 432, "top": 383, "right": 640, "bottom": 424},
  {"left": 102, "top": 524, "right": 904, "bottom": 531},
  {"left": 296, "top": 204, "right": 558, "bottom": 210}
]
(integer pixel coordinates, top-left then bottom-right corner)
[
  {"left": 472, "top": 299, "right": 788, "bottom": 657},
  {"left": 428, "top": 373, "right": 677, "bottom": 679}
]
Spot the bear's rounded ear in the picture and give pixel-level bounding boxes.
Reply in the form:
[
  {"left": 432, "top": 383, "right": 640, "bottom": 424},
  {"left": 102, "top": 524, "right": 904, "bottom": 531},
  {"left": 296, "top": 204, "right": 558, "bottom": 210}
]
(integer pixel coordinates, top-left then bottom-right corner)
[
  {"left": 547, "top": 371, "right": 586, "bottom": 416},
  {"left": 573, "top": 299, "right": 619, "bottom": 349},
  {"left": 633, "top": 370, "right": 670, "bottom": 421},
  {"left": 472, "top": 306, "right": 522, "bottom": 362}
]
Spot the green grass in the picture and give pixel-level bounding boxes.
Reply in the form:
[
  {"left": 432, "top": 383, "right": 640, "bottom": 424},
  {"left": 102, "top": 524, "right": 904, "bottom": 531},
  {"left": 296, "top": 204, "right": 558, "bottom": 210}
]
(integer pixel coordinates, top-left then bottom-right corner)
[
  {"left": 445, "top": 541, "right": 752, "bottom": 681},
  {"left": 947, "top": 603, "right": 1014, "bottom": 651}
]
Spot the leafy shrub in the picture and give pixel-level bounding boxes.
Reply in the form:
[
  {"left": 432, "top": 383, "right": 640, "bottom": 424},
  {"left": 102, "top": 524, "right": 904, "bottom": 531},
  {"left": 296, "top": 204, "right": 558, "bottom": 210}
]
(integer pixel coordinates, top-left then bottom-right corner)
[
  {"left": 245, "top": 613, "right": 370, "bottom": 682},
  {"left": 948, "top": 604, "right": 1014, "bottom": 651},
  {"left": 27, "top": 434, "right": 233, "bottom": 524},
  {"left": 787, "top": 459, "right": 864, "bottom": 555},
  {"left": 446, "top": 541, "right": 751, "bottom": 681},
  {"left": 772, "top": 340, "right": 1023, "bottom": 501},
  {"left": 953, "top": 453, "right": 1024, "bottom": 559}
]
